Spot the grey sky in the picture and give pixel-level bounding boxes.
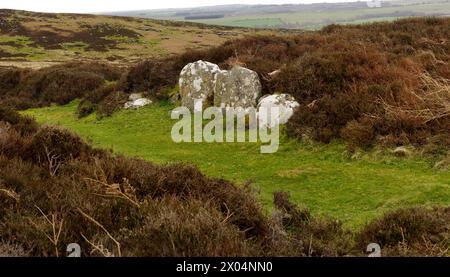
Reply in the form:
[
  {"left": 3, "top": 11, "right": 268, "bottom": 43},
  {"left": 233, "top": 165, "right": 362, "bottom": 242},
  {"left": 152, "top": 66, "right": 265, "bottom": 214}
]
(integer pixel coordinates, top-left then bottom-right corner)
[{"left": 0, "top": 0, "right": 364, "bottom": 13}]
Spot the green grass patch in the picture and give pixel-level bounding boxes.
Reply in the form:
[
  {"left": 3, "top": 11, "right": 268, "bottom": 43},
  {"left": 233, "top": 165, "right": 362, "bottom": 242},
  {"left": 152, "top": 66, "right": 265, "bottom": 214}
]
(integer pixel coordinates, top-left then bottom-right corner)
[
  {"left": 225, "top": 18, "right": 284, "bottom": 28},
  {"left": 22, "top": 100, "right": 450, "bottom": 229},
  {"left": 0, "top": 35, "right": 33, "bottom": 46},
  {"left": 0, "top": 35, "right": 47, "bottom": 60},
  {"left": 60, "top": 41, "right": 89, "bottom": 52},
  {"left": 103, "top": 35, "right": 139, "bottom": 43}
]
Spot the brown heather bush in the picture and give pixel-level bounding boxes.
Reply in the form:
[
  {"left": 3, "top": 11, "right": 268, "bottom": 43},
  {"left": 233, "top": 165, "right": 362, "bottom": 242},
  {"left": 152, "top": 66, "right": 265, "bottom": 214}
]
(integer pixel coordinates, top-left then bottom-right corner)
[
  {"left": 76, "top": 100, "right": 96, "bottom": 118},
  {"left": 0, "top": 67, "right": 29, "bottom": 95},
  {"left": 28, "top": 126, "right": 93, "bottom": 169},
  {"left": 356, "top": 207, "right": 450, "bottom": 257},
  {"left": 96, "top": 90, "right": 129, "bottom": 117},
  {"left": 118, "top": 196, "right": 254, "bottom": 257},
  {"left": 0, "top": 107, "right": 38, "bottom": 136},
  {"left": 84, "top": 156, "right": 269, "bottom": 240},
  {"left": 122, "top": 59, "right": 178, "bottom": 99},
  {"left": 0, "top": 242, "right": 28, "bottom": 257},
  {"left": 0, "top": 109, "right": 269, "bottom": 256},
  {"left": 77, "top": 82, "right": 123, "bottom": 118},
  {"left": 0, "top": 122, "right": 28, "bottom": 159},
  {"left": 0, "top": 62, "right": 123, "bottom": 110},
  {"left": 270, "top": 192, "right": 353, "bottom": 257}
]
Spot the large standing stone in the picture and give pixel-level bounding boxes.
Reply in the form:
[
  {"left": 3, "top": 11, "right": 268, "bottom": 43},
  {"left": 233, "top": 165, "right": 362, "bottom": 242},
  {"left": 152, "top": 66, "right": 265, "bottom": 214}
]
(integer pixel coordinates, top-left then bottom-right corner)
[
  {"left": 179, "top": 60, "right": 220, "bottom": 112},
  {"left": 258, "top": 94, "right": 300, "bottom": 128},
  {"left": 214, "top": 66, "right": 262, "bottom": 110}
]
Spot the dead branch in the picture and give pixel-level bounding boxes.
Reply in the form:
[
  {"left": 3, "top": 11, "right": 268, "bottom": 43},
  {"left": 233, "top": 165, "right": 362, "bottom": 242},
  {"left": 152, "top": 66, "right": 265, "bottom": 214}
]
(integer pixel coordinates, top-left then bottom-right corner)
[
  {"left": 77, "top": 208, "right": 121, "bottom": 257},
  {"left": 44, "top": 145, "right": 62, "bottom": 177},
  {"left": 28, "top": 205, "right": 63, "bottom": 257},
  {"left": 0, "top": 188, "right": 20, "bottom": 202},
  {"left": 80, "top": 233, "right": 114, "bottom": 257}
]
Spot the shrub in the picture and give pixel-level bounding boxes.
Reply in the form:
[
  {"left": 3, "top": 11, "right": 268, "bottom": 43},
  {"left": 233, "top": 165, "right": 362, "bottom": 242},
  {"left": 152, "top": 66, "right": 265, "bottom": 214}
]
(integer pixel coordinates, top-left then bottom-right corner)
[
  {"left": 76, "top": 99, "right": 96, "bottom": 118},
  {"left": 90, "top": 156, "right": 269, "bottom": 240},
  {"left": 0, "top": 113, "right": 270, "bottom": 256},
  {"left": 119, "top": 197, "right": 254, "bottom": 257},
  {"left": 273, "top": 191, "right": 310, "bottom": 228},
  {"left": 0, "top": 242, "right": 28, "bottom": 257},
  {"left": 77, "top": 82, "right": 123, "bottom": 118},
  {"left": 271, "top": 191, "right": 353, "bottom": 257},
  {"left": 341, "top": 118, "right": 376, "bottom": 149},
  {"left": 0, "top": 107, "right": 38, "bottom": 136},
  {"left": 122, "top": 59, "right": 178, "bottom": 99},
  {"left": 0, "top": 67, "right": 28, "bottom": 94},
  {"left": 28, "top": 126, "right": 92, "bottom": 169},
  {"left": 97, "top": 90, "right": 128, "bottom": 117},
  {"left": 20, "top": 69, "right": 104, "bottom": 106},
  {"left": 0, "top": 122, "right": 28, "bottom": 159},
  {"left": 83, "top": 82, "right": 122, "bottom": 104},
  {"left": 0, "top": 62, "right": 122, "bottom": 110},
  {"left": 356, "top": 207, "right": 450, "bottom": 256}
]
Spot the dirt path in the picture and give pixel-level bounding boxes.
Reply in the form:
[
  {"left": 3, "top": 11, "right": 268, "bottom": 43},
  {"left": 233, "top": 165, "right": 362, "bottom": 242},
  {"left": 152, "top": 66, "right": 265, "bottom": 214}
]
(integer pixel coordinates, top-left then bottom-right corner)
[{"left": 0, "top": 61, "right": 62, "bottom": 69}]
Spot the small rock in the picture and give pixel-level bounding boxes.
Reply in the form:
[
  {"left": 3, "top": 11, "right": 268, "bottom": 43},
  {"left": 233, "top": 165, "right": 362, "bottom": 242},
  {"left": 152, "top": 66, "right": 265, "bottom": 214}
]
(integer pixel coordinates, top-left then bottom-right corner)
[
  {"left": 124, "top": 98, "right": 152, "bottom": 109},
  {"left": 257, "top": 93, "right": 300, "bottom": 128}
]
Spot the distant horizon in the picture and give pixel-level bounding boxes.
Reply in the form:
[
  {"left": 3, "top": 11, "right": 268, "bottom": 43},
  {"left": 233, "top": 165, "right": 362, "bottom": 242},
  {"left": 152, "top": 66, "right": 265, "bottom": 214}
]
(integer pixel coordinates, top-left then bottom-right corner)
[{"left": 0, "top": 0, "right": 378, "bottom": 14}]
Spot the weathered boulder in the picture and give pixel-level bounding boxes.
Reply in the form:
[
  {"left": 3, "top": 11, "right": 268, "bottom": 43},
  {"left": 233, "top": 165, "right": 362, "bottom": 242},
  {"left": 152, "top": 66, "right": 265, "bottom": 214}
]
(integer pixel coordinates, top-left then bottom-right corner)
[
  {"left": 124, "top": 93, "right": 152, "bottom": 109},
  {"left": 214, "top": 66, "right": 261, "bottom": 110},
  {"left": 179, "top": 60, "right": 221, "bottom": 112},
  {"left": 257, "top": 94, "right": 299, "bottom": 128}
]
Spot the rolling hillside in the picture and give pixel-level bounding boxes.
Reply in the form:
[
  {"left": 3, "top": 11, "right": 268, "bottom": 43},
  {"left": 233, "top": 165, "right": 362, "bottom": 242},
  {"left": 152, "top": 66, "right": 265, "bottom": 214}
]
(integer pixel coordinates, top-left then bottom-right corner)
[{"left": 0, "top": 9, "right": 277, "bottom": 66}]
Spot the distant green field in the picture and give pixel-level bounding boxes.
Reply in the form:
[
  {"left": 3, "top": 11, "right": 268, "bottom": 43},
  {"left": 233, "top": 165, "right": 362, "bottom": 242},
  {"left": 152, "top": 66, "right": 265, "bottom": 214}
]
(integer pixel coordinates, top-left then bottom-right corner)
[
  {"left": 22, "top": 101, "right": 450, "bottom": 229},
  {"left": 153, "top": 2, "right": 450, "bottom": 29},
  {"left": 224, "top": 18, "right": 285, "bottom": 28}
]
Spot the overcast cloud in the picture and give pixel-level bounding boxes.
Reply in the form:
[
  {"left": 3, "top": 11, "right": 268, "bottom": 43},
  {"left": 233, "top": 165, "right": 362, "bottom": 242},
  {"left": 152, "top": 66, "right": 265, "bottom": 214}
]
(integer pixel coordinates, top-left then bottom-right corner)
[{"left": 0, "top": 0, "right": 364, "bottom": 13}]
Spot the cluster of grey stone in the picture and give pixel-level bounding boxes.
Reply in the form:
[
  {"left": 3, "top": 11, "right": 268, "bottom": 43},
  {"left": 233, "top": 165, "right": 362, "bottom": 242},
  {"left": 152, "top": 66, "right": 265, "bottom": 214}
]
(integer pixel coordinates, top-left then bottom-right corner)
[{"left": 178, "top": 60, "right": 300, "bottom": 127}]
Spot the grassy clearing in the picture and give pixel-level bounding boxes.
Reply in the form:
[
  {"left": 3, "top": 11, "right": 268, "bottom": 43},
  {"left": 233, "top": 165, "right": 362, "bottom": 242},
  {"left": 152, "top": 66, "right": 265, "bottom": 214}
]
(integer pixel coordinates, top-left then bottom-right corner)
[{"left": 22, "top": 100, "right": 450, "bottom": 229}]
